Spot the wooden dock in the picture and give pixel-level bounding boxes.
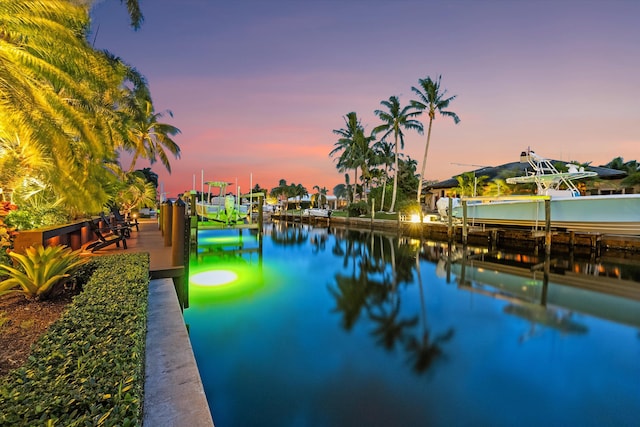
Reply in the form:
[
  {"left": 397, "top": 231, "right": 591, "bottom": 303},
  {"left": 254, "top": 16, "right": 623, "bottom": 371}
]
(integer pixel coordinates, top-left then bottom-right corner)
[{"left": 83, "top": 218, "right": 184, "bottom": 279}]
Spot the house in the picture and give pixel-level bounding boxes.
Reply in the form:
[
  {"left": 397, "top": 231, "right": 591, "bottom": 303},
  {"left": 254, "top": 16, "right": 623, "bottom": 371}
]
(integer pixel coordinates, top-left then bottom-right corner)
[{"left": 423, "top": 156, "right": 630, "bottom": 212}]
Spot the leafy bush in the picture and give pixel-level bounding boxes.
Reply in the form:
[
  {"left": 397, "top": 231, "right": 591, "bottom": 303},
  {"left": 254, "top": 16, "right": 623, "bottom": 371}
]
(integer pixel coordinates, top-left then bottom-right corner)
[
  {"left": 0, "top": 252, "right": 150, "bottom": 426},
  {"left": 347, "top": 201, "right": 370, "bottom": 217},
  {"left": 0, "top": 245, "right": 88, "bottom": 300},
  {"left": 4, "top": 206, "right": 70, "bottom": 231}
]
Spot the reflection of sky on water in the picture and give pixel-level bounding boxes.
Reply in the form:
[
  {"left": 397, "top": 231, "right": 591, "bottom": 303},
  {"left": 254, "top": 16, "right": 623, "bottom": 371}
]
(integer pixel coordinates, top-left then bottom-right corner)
[{"left": 185, "top": 223, "right": 640, "bottom": 427}]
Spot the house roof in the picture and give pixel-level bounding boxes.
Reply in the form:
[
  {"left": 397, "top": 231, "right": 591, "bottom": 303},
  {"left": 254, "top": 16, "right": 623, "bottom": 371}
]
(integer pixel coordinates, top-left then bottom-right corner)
[{"left": 427, "top": 159, "right": 627, "bottom": 190}]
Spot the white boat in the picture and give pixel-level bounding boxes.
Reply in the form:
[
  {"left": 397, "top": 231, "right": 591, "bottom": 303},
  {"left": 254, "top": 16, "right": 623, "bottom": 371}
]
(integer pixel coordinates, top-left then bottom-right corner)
[
  {"left": 303, "top": 208, "right": 331, "bottom": 218},
  {"left": 447, "top": 150, "right": 640, "bottom": 235},
  {"left": 196, "top": 181, "right": 248, "bottom": 225}
]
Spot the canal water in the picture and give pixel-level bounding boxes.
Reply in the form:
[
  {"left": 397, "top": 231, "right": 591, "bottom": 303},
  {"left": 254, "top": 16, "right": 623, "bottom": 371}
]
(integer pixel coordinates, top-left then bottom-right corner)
[{"left": 185, "top": 222, "right": 640, "bottom": 427}]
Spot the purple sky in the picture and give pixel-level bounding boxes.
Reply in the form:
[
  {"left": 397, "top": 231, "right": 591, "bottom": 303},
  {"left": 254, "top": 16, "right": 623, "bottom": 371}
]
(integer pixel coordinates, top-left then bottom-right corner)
[{"left": 91, "top": 0, "right": 640, "bottom": 198}]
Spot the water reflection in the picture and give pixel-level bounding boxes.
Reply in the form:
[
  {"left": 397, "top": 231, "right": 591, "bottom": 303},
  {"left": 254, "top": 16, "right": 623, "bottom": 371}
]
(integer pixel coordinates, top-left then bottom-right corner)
[
  {"left": 442, "top": 244, "right": 640, "bottom": 330},
  {"left": 187, "top": 222, "right": 640, "bottom": 427},
  {"left": 326, "top": 227, "right": 455, "bottom": 373}
]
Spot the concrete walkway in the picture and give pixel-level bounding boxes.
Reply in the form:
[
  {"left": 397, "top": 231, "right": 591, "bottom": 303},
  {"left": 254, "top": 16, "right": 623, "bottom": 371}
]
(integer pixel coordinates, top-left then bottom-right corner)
[{"left": 144, "top": 278, "right": 214, "bottom": 427}]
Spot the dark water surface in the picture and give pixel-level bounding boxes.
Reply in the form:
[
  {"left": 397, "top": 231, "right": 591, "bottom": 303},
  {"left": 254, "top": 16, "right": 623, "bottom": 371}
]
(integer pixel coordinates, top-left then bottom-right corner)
[{"left": 185, "top": 223, "right": 640, "bottom": 427}]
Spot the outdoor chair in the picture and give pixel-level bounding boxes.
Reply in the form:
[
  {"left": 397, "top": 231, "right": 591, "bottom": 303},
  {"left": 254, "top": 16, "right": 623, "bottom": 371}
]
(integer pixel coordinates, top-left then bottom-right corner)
[
  {"left": 99, "top": 212, "right": 132, "bottom": 238},
  {"left": 85, "top": 218, "right": 128, "bottom": 252},
  {"left": 111, "top": 207, "right": 139, "bottom": 232}
]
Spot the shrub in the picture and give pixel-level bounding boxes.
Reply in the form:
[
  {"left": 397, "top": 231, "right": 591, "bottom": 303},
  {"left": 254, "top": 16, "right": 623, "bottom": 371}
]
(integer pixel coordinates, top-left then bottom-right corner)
[
  {"left": 347, "top": 201, "right": 370, "bottom": 217},
  {"left": 0, "top": 245, "right": 88, "bottom": 300},
  {"left": 0, "top": 252, "right": 150, "bottom": 426},
  {"left": 4, "top": 206, "right": 70, "bottom": 231}
]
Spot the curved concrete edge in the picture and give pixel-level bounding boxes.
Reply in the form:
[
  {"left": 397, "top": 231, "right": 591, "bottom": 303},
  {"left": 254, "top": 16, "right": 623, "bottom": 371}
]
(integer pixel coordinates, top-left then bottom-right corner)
[{"left": 143, "top": 278, "right": 215, "bottom": 427}]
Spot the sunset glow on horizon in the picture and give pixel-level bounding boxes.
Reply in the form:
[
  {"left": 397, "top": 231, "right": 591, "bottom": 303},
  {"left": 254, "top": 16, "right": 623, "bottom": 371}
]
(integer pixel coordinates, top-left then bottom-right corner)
[{"left": 92, "top": 1, "right": 640, "bottom": 199}]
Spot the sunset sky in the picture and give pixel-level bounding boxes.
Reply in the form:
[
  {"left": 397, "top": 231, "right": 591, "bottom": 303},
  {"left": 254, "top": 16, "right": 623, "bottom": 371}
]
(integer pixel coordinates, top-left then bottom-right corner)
[{"left": 91, "top": 0, "right": 640, "bottom": 199}]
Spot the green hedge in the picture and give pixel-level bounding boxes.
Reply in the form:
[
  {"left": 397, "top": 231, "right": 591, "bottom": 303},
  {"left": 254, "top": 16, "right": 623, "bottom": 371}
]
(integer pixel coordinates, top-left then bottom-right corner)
[{"left": 0, "top": 253, "right": 150, "bottom": 426}]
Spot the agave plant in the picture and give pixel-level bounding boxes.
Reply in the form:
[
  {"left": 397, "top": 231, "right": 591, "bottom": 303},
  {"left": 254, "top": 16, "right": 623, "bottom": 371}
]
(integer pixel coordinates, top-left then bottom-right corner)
[{"left": 0, "top": 245, "right": 88, "bottom": 300}]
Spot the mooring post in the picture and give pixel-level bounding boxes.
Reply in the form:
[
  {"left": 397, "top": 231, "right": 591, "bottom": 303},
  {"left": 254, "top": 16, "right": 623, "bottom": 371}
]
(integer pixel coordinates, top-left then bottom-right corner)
[
  {"left": 447, "top": 197, "right": 453, "bottom": 241},
  {"left": 189, "top": 190, "right": 198, "bottom": 230},
  {"left": 160, "top": 201, "right": 167, "bottom": 235},
  {"left": 462, "top": 200, "right": 468, "bottom": 245},
  {"left": 258, "top": 195, "right": 264, "bottom": 234},
  {"left": 545, "top": 198, "right": 551, "bottom": 256},
  {"left": 163, "top": 199, "right": 173, "bottom": 247},
  {"left": 171, "top": 198, "right": 186, "bottom": 266}
]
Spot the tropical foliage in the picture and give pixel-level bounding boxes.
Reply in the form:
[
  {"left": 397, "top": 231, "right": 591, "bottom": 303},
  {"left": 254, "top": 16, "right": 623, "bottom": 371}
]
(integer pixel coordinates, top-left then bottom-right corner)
[
  {"left": 373, "top": 96, "right": 423, "bottom": 212},
  {"left": 606, "top": 157, "right": 640, "bottom": 187},
  {"left": 454, "top": 172, "right": 489, "bottom": 197},
  {"left": 270, "top": 179, "right": 308, "bottom": 211},
  {"left": 329, "top": 76, "right": 458, "bottom": 215},
  {"left": 0, "top": 245, "right": 88, "bottom": 300},
  {"left": 0, "top": 0, "right": 179, "bottom": 228},
  {"left": 411, "top": 75, "right": 460, "bottom": 203},
  {"left": 330, "top": 112, "right": 375, "bottom": 203},
  {"left": 0, "top": 253, "right": 149, "bottom": 425}
]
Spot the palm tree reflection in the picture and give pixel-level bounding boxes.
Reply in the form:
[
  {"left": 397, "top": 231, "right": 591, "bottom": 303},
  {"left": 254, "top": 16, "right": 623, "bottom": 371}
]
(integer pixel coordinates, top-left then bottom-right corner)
[
  {"left": 268, "top": 222, "right": 308, "bottom": 246},
  {"left": 328, "top": 230, "right": 454, "bottom": 374}
]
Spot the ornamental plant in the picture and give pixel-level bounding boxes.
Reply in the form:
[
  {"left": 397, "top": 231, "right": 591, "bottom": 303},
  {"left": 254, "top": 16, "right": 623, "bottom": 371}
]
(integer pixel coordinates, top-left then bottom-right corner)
[{"left": 0, "top": 245, "right": 88, "bottom": 300}]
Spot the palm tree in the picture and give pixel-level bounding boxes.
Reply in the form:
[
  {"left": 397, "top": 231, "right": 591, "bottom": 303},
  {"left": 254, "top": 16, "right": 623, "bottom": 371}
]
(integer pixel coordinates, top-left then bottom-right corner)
[
  {"left": 331, "top": 112, "right": 374, "bottom": 202},
  {"left": 374, "top": 96, "right": 423, "bottom": 212},
  {"left": 271, "top": 179, "right": 296, "bottom": 211},
  {"left": 0, "top": 0, "right": 127, "bottom": 213},
  {"left": 114, "top": 170, "right": 157, "bottom": 213},
  {"left": 411, "top": 76, "right": 460, "bottom": 204},
  {"left": 313, "top": 185, "right": 328, "bottom": 208},
  {"left": 124, "top": 98, "right": 181, "bottom": 173},
  {"left": 117, "top": 0, "right": 144, "bottom": 30},
  {"left": 372, "top": 139, "right": 395, "bottom": 211},
  {"left": 333, "top": 178, "right": 352, "bottom": 208},
  {"left": 455, "top": 172, "right": 489, "bottom": 197},
  {"left": 137, "top": 167, "right": 159, "bottom": 189},
  {"left": 289, "top": 183, "right": 307, "bottom": 208}
]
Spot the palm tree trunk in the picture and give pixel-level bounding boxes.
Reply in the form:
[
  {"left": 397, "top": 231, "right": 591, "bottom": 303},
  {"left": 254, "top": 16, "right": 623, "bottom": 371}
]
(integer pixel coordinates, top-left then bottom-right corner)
[
  {"left": 354, "top": 167, "right": 359, "bottom": 202},
  {"left": 128, "top": 152, "right": 140, "bottom": 173},
  {"left": 416, "top": 118, "right": 434, "bottom": 204},
  {"left": 390, "top": 134, "right": 399, "bottom": 212},
  {"left": 380, "top": 176, "right": 387, "bottom": 211}
]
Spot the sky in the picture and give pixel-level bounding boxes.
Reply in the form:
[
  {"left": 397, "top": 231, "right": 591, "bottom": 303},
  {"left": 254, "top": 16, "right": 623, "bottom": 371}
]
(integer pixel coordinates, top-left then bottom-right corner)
[{"left": 90, "top": 0, "right": 640, "bottom": 199}]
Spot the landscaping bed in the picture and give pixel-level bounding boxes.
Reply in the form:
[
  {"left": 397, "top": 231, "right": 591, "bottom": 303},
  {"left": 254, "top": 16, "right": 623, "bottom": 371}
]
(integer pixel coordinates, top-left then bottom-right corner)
[{"left": 0, "top": 252, "right": 149, "bottom": 426}]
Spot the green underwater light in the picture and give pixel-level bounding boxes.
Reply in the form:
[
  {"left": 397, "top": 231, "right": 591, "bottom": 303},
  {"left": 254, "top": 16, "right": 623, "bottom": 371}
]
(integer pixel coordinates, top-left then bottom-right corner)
[
  {"left": 191, "top": 270, "right": 239, "bottom": 286},
  {"left": 188, "top": 255, "right": 270, "bottom": 302}
]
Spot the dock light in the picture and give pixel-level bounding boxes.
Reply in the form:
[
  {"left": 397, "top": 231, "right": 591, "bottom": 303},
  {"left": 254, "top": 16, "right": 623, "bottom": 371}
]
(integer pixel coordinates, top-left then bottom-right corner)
[
  {"left": 191, "top": 270, "right": 238, "bottom": 287},
  {"left": 410, "top": 214, "right": 421, "bottom": 223}
]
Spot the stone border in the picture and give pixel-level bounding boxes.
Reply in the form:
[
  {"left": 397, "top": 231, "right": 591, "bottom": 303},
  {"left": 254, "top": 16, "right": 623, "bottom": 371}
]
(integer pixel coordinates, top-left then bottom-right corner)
[{"left": 144, "top": 278, "right": 214, "bottom": 426}]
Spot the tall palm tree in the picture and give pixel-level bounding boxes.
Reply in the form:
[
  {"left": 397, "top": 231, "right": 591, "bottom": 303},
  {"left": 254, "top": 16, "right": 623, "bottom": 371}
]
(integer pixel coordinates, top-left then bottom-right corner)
[
  {"left": 371, "top": 139, "right": 395, "bottom": 211},
  {"left": 411, "top": 76, "right": 460, "bottom": 204},
  {"left": 125, "top": 98, "right": 181, "bottom": 173},
  {"left": 374, "top": 96, "right": 423, "bottom": 212},
  {"left": 331, "top": 112, "right": 371, "bottom": 202}
]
